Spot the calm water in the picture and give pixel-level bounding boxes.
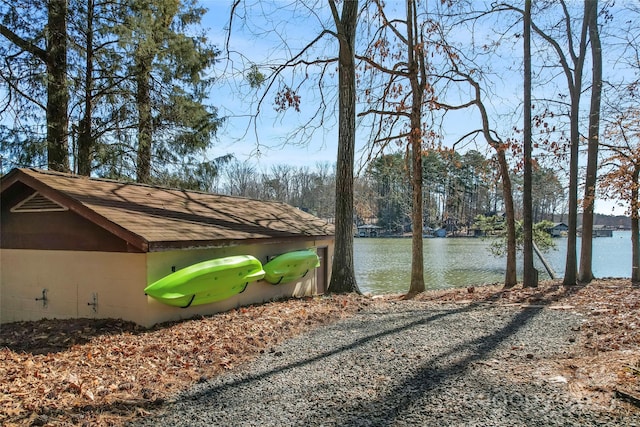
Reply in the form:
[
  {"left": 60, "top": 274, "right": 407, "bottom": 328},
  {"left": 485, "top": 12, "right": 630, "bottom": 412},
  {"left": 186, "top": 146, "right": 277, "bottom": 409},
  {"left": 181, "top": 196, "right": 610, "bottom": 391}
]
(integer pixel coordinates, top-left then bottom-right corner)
[{"left": 354, "top": 230, "right": 632, "bottom": 294}]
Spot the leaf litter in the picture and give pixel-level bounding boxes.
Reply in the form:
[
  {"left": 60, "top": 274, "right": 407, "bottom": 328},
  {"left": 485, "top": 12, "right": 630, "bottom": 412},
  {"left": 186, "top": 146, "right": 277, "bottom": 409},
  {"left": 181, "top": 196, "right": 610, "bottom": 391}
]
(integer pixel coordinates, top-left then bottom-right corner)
[
  {"left": 0, "top": 295, "right": 370, "bottom": 426},
  {"left": 1, "top": 280, "right": 639, "bottom": 425}
]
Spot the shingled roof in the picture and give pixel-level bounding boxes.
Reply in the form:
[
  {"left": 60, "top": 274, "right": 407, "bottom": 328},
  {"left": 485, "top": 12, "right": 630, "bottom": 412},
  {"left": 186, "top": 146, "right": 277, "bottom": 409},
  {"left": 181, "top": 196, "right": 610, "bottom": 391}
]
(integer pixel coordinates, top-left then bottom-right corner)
[{"left": 1, "top": 168, "right": 334, "bottom": 252}]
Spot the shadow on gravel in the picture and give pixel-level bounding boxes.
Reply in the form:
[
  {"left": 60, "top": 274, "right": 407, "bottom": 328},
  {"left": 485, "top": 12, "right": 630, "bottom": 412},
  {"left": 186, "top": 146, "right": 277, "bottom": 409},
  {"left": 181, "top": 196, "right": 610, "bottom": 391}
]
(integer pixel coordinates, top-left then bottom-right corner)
[
  {"left": 505, "top": 283, "right": 587, "bottom": 306},
  {"left": 425, "top": 282, "right": 588, "bottom": 307},
  {"left": 321, "top": 305, "right": 545, "bottom": 426},
  {"left": 173, "top": 298, "right": 547, "bottom": 426},
  {"left": 181, "top": 302, "right": 480, "bottom": 399}
]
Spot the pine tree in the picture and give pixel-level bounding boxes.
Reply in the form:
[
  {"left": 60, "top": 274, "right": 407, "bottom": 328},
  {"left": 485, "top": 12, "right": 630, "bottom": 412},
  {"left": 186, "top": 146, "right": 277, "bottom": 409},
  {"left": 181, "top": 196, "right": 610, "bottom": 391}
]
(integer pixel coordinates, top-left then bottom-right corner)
[{"left": 117, "top": 0, "right": 221, "bottom": 184}]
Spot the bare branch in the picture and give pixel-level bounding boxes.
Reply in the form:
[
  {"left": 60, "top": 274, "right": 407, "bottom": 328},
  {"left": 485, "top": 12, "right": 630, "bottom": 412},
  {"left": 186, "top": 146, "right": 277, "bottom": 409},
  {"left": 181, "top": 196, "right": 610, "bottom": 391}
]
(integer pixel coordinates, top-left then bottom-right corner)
[
  {"left": 356, "top": 54, "right": 409, "bottom": 77},
  {"left": 372, "top": 0, "right": 409, "bottom": 46},
  {"left": 0, "top": 24, "right": 47, "bottom": 62},
  {"left": 357, "top": 108, "right": 410, "bottom": 119}
]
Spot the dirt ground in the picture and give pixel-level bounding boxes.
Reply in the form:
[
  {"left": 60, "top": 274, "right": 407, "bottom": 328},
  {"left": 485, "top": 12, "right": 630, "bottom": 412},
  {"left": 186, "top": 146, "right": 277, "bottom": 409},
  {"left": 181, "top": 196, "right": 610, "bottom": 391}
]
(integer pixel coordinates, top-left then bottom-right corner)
[{"left": 1, "top": 279, "right": 638, "bottom": 426}]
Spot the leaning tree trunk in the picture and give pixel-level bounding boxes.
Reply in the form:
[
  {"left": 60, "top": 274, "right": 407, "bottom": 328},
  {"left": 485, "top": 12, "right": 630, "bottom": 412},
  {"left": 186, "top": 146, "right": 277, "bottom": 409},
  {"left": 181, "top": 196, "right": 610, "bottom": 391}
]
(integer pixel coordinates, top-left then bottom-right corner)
[
  {"left": 327, "top": 0, "right": 360, "bottom": 294},
  {"left": 497, "top": 149, "right": 518, "bottom": 288},
  {"left": 468, "top": 71, "right": 517, "bottom": 289},
  {"left": 47, "top": 0, "right": 70, "bottom": 172},
  {"left": 578, "top": 0, "right": 601, "bottom": 284}
]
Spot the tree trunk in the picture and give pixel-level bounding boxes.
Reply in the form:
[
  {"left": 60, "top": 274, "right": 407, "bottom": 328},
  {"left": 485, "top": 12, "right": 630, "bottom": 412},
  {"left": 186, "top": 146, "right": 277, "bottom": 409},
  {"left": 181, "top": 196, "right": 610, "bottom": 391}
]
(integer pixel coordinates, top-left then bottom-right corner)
[
  {"left": 47, "top": 0, "right": 70, "bottom": 172},
  {"left": 408, "top": 127, "right": 425, "bottom": 294},
  {"left": 562, "top": 0, "right": 590, "bottom": 286},
  {"left": 578, "top": 0, "right": 601, "bottom": 284},
  {"left": 498, "top": 150, "right": 518, "bottom": 288},
  {"left": 466, "top": 73, "right": 517, "bottom": 288},
  {"left": 632, "top": 168, "right": 640, "bottom": 284},
  {"left": 77, "top": 0, "right": 94, "bottom": 176},
  {"left": 563, "top": 101, "right": 580, "bottom": 286},
  {"left": 407, "top": 0, "right": 425, "bottom": 294},
  {"left": 135, "top": 52, "right": 153, "bottom": 184},
  {"left": 522, "top": 0, "right": 537, "bottom": 288},
  {"left": 328, "top": 0, "right": 360, "bottom": 294}
]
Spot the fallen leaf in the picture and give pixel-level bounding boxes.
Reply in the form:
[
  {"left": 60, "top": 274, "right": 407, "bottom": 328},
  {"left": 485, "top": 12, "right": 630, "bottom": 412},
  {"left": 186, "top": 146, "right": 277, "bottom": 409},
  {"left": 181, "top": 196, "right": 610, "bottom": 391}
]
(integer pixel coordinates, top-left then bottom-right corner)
[{"left": 548, "top": 375, "right": 569, "bottom": 384}]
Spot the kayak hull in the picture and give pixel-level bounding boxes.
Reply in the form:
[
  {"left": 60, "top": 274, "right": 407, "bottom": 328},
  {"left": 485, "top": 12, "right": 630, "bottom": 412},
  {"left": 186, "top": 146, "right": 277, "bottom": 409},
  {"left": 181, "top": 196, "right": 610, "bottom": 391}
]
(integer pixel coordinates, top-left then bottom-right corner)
[
  {"left": 263, "top": 250, "right": 320, "bottom": 285},
  {"left": 144, "top": 255, "right": 265, "bottom": 307}
]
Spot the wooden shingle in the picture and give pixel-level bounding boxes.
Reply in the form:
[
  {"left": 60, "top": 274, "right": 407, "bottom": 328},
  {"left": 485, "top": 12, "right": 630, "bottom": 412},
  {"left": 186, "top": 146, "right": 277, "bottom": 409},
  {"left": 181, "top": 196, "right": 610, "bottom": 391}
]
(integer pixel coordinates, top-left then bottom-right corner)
[{"left": 1, "top": 168, "right": 334, "bottom": 252}]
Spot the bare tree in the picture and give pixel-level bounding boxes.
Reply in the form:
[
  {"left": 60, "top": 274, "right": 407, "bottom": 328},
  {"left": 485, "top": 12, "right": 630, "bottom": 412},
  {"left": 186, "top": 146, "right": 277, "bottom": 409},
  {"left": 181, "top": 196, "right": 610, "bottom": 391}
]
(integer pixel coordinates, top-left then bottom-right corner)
[
  {"left": 357, "top": 0, "right": 439, "bottom": 294},
  {"left": 600, "top": 113, "right": 640, "bottom": 283},
  {"left": 432, "top": 68, "right": 519, "bottom": 288},
  {"left": 226, "top": 0, "right": 360, "bottom": 293},
  {"left": 599, "top": 4, "right": 640, "bottom": 283},
  {"left": 490, "top": 1, "right": 598, "bottom": 286},
  {"left": 522, "top": 0, "right": 536, "bottom": 287},
  {"left": 578, "top": 0, "right": 602, "bottom": 283},
  {"left": 327, "top": 0, "right": 360, "bottom": 293},
  {"left": 223, "top": 159, "right": 260, "bottom": 197}
]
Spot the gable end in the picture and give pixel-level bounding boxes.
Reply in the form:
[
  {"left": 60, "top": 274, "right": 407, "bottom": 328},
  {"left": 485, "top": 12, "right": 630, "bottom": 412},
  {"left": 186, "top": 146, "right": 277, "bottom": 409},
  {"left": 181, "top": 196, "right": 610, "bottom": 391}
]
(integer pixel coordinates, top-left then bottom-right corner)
[{"left": 10, "top": 191, "right": 69, "bottom": 213}]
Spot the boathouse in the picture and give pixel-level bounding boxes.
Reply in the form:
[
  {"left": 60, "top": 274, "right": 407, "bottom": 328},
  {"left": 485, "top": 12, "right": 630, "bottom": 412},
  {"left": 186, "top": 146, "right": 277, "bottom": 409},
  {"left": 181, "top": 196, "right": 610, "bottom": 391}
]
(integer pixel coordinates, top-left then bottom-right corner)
[
  {"left": 592, "top": 225, "right": 614, "bottom": 238},
  {"left": 357, "top": 224, "right": 382, "bottom": 237},
  {"left": 548, "top": 222, "right": 569, "bottom": 237},
  {"left": 0, "top": 168, "right": 334, "bottom": 327}
]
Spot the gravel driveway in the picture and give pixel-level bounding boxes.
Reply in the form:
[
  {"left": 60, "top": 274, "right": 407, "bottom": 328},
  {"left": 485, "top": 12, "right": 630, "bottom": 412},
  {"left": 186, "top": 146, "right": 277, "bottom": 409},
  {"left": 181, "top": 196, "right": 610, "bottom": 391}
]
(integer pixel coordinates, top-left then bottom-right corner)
[{"left": 132, "top": 301, "right": 639, "bottom": 426}]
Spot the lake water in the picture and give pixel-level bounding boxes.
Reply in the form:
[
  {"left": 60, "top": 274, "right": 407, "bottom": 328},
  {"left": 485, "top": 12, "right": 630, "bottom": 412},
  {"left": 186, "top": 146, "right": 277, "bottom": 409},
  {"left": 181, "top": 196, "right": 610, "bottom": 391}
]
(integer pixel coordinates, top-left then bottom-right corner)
[{"left": 353, "top": 230, "right": 632, "bottom": 294}]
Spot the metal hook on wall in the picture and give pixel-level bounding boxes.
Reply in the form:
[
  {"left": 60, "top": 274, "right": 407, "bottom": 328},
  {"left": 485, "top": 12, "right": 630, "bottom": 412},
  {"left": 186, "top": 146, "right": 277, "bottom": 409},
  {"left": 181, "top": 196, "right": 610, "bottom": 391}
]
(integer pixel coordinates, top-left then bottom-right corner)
[
  {"left": 87, "top": 293, "right": 98, "bottom": 313},
  {"left": 35, "top": 288, "right": 48, "bottom": 307}
]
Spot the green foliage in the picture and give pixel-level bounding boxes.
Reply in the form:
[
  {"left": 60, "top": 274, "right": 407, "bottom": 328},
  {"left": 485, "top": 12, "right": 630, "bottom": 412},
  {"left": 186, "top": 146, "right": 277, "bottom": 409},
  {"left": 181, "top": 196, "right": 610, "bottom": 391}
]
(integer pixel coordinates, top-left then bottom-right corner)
[
  {"left": 117, "top": 0, "right": 223, "bottom": 182},
  {"left": 364, "top": 148, "right": 501, "bottom": 233},
  {"left": 366, "top": 153, "right": 410, "bottom": 232},
  {"left": 0, "top": 126, "right": 47, "bottom": 172},
  {"left": 473, "top": 214, "right": 555, "bottom": 257},
  {"left": 473, "top": 214, "right": 505, "bottom": 235},
  {"left": 151, "top": 154, "right": 234, "bottom": 192},
  {"left": 246, "top": 64, "right": 265, "bottom": 88},
  {"left": 531, "top": 220, "right": 556, "bottom": 252},
  {"left": 0, "top": 0, "right": 225, "bottom": 180}
]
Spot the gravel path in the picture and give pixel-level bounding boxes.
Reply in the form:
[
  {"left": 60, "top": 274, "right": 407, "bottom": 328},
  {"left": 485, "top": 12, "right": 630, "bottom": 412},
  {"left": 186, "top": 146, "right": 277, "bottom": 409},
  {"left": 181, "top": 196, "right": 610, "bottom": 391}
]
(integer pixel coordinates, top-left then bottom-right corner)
[{"left": 132, "top": 301, "right": 639, "bottom": 426}]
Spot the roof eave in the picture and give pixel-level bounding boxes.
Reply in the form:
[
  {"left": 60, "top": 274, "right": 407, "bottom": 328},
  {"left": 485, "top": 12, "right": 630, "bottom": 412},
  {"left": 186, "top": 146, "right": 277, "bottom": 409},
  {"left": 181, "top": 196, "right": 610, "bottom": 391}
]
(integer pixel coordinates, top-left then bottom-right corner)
[
  {"left": 3, "top": 169, "right": 150, "bottom": 252},
  {"left": 147, "top": 234, "right": 335, "bottom": 252}
]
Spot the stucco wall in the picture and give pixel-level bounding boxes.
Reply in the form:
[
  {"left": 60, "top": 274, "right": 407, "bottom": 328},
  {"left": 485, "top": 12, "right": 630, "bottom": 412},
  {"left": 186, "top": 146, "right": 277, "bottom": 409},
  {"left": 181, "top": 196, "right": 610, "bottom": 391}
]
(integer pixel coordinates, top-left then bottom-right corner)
[
  {"left": 0, "top": 249, "right": 147, "bottom": 324},
  {"left": 0, "top": 239, "right": 334, "bottom": 327}
]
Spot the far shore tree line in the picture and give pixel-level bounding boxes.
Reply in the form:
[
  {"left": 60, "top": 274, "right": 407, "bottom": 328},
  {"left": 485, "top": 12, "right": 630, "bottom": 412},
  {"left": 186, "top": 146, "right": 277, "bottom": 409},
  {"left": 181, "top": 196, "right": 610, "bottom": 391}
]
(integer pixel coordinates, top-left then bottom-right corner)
[
  {"left": 213, "top": 153, "right": 626, "bottom": 235},
  {"left": 2, "top": 1, "right": 640, "bottom": 291},
  {"left": 212, "top": 148, "right": 566, "bottom": 232}
]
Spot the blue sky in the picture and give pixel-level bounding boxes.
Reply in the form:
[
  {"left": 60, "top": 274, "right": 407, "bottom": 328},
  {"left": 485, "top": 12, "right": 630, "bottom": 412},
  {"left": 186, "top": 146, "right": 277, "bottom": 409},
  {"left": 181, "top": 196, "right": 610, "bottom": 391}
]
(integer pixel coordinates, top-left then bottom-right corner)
[
  {"left": 200, "top": 1, "right": 342, "bottom": 169},
  {"left": 198, "top": 1, "right": 628, "bottom": 215},
  {"left": 200, "top": 1, "right": 486, "bottom": 170}
]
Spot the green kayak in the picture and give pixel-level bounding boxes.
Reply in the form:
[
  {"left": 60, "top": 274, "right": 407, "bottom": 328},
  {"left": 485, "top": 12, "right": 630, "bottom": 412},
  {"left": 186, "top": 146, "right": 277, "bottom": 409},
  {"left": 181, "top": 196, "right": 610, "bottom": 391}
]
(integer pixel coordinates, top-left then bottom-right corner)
[
  {"left": 263, "top": 250, "right": 320, "bottom": 285},
  {"left": 144, "top": 255, "right": 265, "bottom": 307}
]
